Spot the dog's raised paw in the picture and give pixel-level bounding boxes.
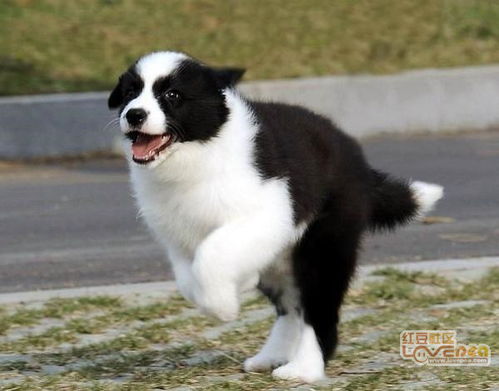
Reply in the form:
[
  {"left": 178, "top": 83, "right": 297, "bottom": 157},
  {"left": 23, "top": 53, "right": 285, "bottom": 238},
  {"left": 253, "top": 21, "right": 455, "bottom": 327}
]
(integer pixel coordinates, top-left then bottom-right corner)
[
  {"left": 199, "top": 302, "right": 238, "bottom": 322},
  {"left": 193, "top": 283, "right": 239, "bottom": 322}
]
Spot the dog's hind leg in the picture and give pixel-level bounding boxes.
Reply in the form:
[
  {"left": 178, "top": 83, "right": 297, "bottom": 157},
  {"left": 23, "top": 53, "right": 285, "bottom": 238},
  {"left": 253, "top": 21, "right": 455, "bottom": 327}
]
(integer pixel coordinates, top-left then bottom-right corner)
[
  {"left": 271, "top": 321, "right": 325, "bottom": 382},
  {"left": 272, "top": 204, "right": 364, "bottom": 382},
  {"left": 244, "top": 258, "right": 302, "bottom": 372},
  {"left": 244, "top": 313, "right": 302, "bottom": 372}
]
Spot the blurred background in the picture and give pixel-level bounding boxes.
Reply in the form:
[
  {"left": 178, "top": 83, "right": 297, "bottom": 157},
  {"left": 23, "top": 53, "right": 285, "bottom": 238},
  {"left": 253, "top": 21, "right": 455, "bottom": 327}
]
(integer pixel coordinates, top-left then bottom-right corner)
[
  {"left": 3, "top": 0, "right": 499, "bottom": 95},
  {"left": 0, "top": 0, "right": 498, "bottom": 292}
]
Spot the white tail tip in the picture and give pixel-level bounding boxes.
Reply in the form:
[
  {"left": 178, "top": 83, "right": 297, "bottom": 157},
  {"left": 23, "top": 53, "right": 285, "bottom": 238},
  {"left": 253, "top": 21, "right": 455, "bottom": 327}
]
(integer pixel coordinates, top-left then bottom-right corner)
[{"left": 410, "top": 181, "right": 444, "bottom": 217}]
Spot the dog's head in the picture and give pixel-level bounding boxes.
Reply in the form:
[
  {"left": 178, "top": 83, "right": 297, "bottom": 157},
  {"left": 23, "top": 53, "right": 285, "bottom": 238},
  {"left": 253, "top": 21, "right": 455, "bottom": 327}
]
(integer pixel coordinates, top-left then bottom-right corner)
[{"left": 108, "top": 51, "right": 245, "bottom": 166}]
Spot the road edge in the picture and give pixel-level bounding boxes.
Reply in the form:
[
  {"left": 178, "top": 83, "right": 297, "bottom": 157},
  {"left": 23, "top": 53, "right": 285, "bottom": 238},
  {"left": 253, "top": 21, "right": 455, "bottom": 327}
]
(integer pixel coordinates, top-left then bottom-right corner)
[
  {"left": 2, "top": 65, "right": 499, "bottom": 158},
  {"left": 2, "top": 256, "right": 498, "bottom": 305}
]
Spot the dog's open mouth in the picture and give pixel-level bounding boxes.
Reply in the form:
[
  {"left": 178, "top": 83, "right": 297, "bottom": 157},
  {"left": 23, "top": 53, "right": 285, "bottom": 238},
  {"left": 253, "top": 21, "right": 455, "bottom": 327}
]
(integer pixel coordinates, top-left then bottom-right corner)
[{"left": 127, "top": 131, "right": 174, "bottom": 164}]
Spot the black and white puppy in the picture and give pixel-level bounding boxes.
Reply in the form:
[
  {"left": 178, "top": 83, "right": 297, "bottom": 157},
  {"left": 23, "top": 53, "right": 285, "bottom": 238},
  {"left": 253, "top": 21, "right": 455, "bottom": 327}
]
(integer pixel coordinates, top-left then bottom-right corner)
[{"left": 108, "top": 51, "right": 443, "bottom": 382}]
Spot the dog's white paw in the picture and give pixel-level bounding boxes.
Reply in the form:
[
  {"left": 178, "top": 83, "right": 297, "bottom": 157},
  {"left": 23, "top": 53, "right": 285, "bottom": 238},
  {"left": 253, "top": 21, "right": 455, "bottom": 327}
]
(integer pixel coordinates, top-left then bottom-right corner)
[
  {"left": 193, "top": 282, "right": 239, "bottom": 322},
  {"left": 272, "top": 362, "right": 325, "bottom": 383},
  {"left": 244, "top": 353, "right": 287, "bottom": 372}
]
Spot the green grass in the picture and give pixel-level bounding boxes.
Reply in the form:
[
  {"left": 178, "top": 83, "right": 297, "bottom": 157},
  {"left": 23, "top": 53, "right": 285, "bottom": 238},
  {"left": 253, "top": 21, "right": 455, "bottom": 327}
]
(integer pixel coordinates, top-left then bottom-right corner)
[
  {"left": 467, "top": 329, "right": 499, "bottom": 351},
  {"left": 0, "top": 298, "right": 202, "bottom": 354},
  {"left": 0, "top": 326, "right": 79, "bottom": 352},
  {"left": 371, "top": 267, "right": 448, "bottom": 286},
  {"left": 0, "top": 296, "right": 122, "bottom": 336},
  {"left": 2, "top": 0, "right": 499, "bottom": 95},
  {"left": 0, "top": 269, "right": 498, "bottom": 390}
]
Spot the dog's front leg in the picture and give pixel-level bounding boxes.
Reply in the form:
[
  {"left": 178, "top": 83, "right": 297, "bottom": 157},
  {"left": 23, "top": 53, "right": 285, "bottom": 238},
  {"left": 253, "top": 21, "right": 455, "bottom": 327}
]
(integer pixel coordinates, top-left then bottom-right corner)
[{"left": 191, "top": 213, "right": 292, "bottom": 321}]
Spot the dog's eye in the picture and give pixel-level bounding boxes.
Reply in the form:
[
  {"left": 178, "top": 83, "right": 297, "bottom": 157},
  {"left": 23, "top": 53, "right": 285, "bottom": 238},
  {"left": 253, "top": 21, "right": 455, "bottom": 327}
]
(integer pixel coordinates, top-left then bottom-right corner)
[
  {"left": 125, "top": 89, "right": 135, "bottom": 99},
  {"left": 165, "top": 90, "right": 181, "bottom": 101}
]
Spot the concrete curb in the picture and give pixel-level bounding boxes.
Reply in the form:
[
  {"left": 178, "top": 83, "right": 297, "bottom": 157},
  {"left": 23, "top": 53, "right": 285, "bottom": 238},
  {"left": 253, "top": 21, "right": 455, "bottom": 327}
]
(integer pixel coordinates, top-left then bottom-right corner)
[
  {"left": 0, "top": 281, "right": 177, "bottom": 305},
  {"left": 0, "top": 92, "right": 117, "bottom": 159},
  {"left": 1, "top": 64, "right": 499, "bottom": 159},
  {"left": 1, "top": 256, "right": 497, "bottom": 305},
  {"left": 241, "top": 65, "right": 499, "bottom": 137},
  {"left": 356, "top": 255, "right": 499, "bottom": 277}
]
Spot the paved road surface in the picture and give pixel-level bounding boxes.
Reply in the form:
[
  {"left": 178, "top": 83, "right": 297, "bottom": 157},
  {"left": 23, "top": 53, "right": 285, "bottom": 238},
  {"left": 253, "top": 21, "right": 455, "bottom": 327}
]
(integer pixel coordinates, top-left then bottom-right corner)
[{"left": 0, "top": 131, "right": 498, "bottom": 292}]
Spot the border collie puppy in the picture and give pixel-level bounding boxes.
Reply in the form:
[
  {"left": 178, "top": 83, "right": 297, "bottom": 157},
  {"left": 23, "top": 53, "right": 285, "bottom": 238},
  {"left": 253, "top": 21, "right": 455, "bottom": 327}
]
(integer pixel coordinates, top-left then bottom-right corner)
[{"left": 108, "top": 51, "right": 443, "bottom": 383}]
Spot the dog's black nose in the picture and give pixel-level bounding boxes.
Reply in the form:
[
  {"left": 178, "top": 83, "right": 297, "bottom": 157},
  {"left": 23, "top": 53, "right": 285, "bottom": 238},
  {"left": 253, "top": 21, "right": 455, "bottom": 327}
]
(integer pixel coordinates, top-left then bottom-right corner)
[{"left": 126, "top": 108, "right": 147, "bottom": 126}]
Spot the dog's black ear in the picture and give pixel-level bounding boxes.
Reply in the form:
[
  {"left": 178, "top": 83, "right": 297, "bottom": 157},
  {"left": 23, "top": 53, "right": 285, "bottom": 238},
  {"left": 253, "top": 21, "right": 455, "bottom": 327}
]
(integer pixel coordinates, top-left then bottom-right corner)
[
  {"left": 212, "top": 67, "right": 246, "bottom": 89},
  {"left": 108, "top": 76, "right": 124, "bottom": 109}
]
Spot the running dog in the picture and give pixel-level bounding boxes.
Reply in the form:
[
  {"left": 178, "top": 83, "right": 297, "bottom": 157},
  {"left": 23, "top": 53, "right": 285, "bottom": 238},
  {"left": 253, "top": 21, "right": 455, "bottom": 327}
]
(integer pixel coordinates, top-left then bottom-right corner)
[{"left": 108, "top": 51, "right": 443, "bottom": 382}]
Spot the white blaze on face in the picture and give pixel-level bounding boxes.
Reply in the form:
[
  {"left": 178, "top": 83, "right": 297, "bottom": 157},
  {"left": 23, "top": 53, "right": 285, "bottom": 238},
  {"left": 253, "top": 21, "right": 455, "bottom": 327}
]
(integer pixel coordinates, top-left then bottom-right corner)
[{"left": 120, "top": 51, "right": 188, "bottom": 135}]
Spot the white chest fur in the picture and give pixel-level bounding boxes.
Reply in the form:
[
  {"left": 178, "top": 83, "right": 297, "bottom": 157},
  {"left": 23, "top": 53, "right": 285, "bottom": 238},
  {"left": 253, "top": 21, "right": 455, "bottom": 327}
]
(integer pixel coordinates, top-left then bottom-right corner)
[
  {"left": 126, "top": 91, "right": 307, "bottom": 324},
  {"left": 129, "top": 91, "right": 298, "bottom": 261}
]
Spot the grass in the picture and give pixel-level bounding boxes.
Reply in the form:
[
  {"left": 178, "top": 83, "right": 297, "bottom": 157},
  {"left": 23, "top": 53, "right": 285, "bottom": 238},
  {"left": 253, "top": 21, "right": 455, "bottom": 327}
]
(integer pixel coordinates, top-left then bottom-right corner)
[
  {"left": 370, "top": 267, "right": 448, "bottom": 286},
  {"left": 0, "top": 268, "right": 498, "bottom": 390},
  {"left": 0, "top": 300, "right": 205, "bottom": 354},
  {"left": 100, "top": 297, "right": 189, "bottom": 324},
  {"left": 0, "top": 296, "right": 122, "bottom": 336},
  {"left": 0, "top": 326, "right": 79, "bottom": 352},
  {"left": 2, "top": 0, "right": 499, "bottom": 95},
  {"left": 467, "top": 329, "right": 499, "bottom": 351}
]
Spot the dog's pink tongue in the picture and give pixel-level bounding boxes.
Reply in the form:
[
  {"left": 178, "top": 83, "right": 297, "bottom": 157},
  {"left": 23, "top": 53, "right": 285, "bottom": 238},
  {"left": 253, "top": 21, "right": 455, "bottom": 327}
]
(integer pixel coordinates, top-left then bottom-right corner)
[{"left": 132, "top": 134, "right": 164, "bottom": 158}]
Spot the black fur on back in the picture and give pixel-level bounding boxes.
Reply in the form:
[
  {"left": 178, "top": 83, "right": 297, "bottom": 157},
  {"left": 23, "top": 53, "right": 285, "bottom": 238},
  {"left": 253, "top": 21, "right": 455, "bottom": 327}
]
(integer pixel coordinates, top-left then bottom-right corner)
[
  {"left": 250, "top": 100, "right": 419, "bottom": 360},
  {"left": 252, "top": 101, "right": 372, "bottom": 224}
]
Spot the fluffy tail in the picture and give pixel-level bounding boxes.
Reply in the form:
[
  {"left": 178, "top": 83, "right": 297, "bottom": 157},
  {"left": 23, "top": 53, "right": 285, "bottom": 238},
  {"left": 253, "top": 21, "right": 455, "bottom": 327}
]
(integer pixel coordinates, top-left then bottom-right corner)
[{"left": 368, "top": 169, "right": 444, "bottom": 232}]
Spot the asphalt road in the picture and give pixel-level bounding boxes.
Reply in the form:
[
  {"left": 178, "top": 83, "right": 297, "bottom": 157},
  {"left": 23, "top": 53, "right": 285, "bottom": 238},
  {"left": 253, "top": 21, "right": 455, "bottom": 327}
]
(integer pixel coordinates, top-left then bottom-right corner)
[{"left": 1, "top": 131, "right": 498, "bottom": 293}]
